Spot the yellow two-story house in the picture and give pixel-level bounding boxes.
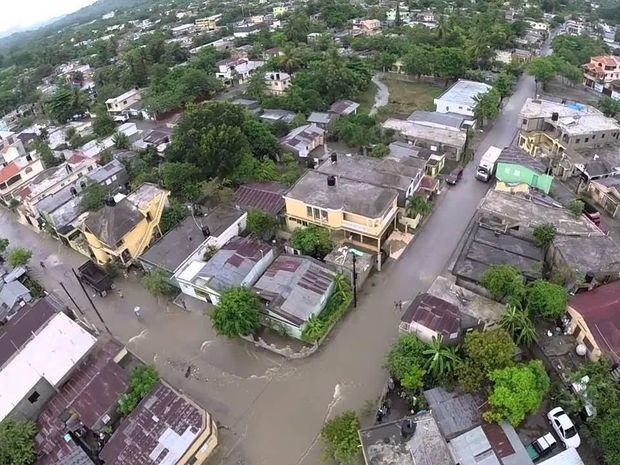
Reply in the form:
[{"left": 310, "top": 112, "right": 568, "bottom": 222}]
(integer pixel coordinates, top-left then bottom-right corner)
[
  {"left": 81, "top": 183, "right": 169, "bottom": 265},
  {"left": 284, "top": 171, "right": 399, "bottom": 269}
]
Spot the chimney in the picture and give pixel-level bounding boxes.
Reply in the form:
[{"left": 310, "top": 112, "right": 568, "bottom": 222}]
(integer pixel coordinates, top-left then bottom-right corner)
[{"left": 327, "top": 175, "right": 336, "bottom": 187}]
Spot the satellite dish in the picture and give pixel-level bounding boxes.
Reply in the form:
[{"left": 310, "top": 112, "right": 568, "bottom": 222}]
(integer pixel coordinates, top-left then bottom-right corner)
[{"left": 576, "top": 344, "right": 587, "bottom": 356}]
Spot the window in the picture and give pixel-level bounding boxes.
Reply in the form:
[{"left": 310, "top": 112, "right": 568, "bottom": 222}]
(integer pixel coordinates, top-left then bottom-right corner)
[
  {"left": 592, "top": 135, "right": 596, "bottom": 140},
  {"left": 602, "top": 133, "right": 605, "bottom": 138},
  {"left": 306, "top": 206, "right": 327, "bottom": 221},
  {"left": 146, "top": 212, "right": 152, "bottom": 222},
  {"left": 585, "top": 138, "right": 589, "bottom": 143},
  {"left": 576, "top": 138, "right": 581, "bottom": 144},
  {"left": 28, "top": 391, "right": 40, "bottom": 403}
]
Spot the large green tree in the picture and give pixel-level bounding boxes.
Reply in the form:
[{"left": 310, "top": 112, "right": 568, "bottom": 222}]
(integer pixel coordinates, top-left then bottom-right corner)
[
  {"left": 529, "top": 57, "right": 556, "bottom": 90},
  {"left": 247, "top": 209, "right": 279, "bottom": 240},
  {"left": 92, "top": 104, "right": 116, "bottom": 138},
  {"left": 434, "top": 47, "right": 469, "bottom": 82},
  {"left": 46, "top": 85, "right": 88, "bottom": 123},
  {"left": 525, "top": 281, "right": 568, "bottom": 319},
  {"left": 291, "top": 226, "right": 334, "bottom": 259},
  {"left": 0, "top": 418, "right": 37, "bottom": 465},
  {"left": 481, "top": 265, "right": 525, "bottom": 302},
  {"left": 210, "top": 287, "right": 262, "bottom": 338},
  {"left": 473, "top": 88, "right": 501, "bottom": 127},
  {"left": 484, "top": 361, "right": 550, "bottom": 426},
  {"left": 457, "top": 329, "right": 516, "bottom": 393},
  {"left": 320, "top": 411, "right": 361, "bottom": 465},
  {"left": 159, "top": 162, "right": 202, "bottom": 201}
]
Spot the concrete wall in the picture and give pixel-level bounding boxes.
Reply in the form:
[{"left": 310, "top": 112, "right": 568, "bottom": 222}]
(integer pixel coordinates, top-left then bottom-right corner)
[
  {"left": 567, "top": 305, "right": 602, "bottom": 362},
  {"left": 434, "top": 97, "right": 474, "bottom": 117}
]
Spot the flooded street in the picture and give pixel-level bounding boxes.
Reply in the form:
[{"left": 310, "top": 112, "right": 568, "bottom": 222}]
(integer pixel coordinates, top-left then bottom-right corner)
[{"left": 0, "top": 73, "right": 536, "bottom": 465}]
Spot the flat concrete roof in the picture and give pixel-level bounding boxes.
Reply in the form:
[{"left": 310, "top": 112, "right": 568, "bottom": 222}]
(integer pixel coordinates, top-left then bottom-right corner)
[
  {"left": 453, "top": 222, "right": 543, "bottom": 284},
  {"left": 383, "top": 118, "right": 467, "bottom": 148},
  {"left": 478, "top": 190, "right": 602, "bottom": 236},
  {"left": 520, "top": 98, "right": 600, "bottom": 120},
  {"left": 436, "top": 79, "right": 492, "bottom": 107},
  {"left": 554, "top": 234, "right": 620, "bottom": 275},
  {"left": 359, "top": 413, "right": 454, "bottom": 465},
  {"left": 316, "top": 154, "right": 422, "bottom": 192},
  {"left": 286, "top": 170, "right": 398, "bottom": 218}
]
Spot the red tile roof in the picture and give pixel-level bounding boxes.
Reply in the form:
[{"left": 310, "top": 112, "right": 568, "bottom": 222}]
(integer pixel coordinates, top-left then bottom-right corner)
[
  {"left": 570, "top": 280, "right": 620, "bottom": 362},
  {"left": 591, "top": 56, "right": 620, "bottom": 67},
  {"left": 0, "top": 161, "right": 21, "bottom": 184}
]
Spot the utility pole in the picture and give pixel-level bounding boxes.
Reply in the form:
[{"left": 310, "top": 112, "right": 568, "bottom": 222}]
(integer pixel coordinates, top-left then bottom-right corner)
[{"left": 71, "top": 268, "right": 112, "bottom": 334}]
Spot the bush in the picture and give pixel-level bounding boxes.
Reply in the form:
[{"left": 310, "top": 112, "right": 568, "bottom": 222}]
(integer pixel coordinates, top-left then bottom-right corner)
[
  {"left": 320, "top": 411, "right": 361, "bottom": 465},
  {"left": 80, "top": 184, "right": 108, "bottom": 212},
  {"left": 291, "top": 225, "right": 333, "bottom": 259},
  {"left": 118, "top": 365, "right": 159, "bottom": 415},
  {"left": 22, "top": 277, "right": 45, "bottom": 298},
  {"left": 481, "top": 265, "right": 525, "bottom": 302},
  {"left": 247, "top": 209, "right": 279, "bottom": 240},
  {"left": 211, "top": 287, "right": 262, "bottom": 338},
  {"left": 301, "top": 276, "right": 352, "bottom": 343},
  {"left": 8, "top": 248, "right": 32, "bottom": 268},
  {"left": 533, "top": 223, "right": 557, "bottom": 249},
  {"left": 0, "top": 418, "right": 37, "bottom": 465},
  {"left": 386, "top": 334, "right": 428, "bottom": 382},
  {"left": 525, "top": 281, "right": 568, "bottom": 319},
  {"left": 569, "top": 199, "right": 584, "bottom": 217}
]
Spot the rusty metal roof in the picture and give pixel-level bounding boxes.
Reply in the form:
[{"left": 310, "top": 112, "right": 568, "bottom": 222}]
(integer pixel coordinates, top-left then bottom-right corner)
[
  {"left": 401, "top": 293, "right": 461, "bottom": 337},
  {"left": 234, "top": 182, "right": 287, "bottom": 215},
  {"left": 99, "top": 383, "right": 205, "bottom": 465}
]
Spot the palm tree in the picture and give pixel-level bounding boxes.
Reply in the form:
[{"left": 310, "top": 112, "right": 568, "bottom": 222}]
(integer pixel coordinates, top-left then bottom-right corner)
[
  {"left": 112, "top": 132, "right": 130, "bottom": 150},
  {"left": 333, "top": 273, "right": 350, "bottom": 301},
  {"left": 423, "top": 336, "right": 462, "bottom": 378},
  {"left": 500, "top": 305, "right": 538, "bottom": 346},
  {"left": 406, "top": 196, "right": 433, "bottom": 219},
  {"left": 280, "top": 46, "right": 301, "bottom": 74}
]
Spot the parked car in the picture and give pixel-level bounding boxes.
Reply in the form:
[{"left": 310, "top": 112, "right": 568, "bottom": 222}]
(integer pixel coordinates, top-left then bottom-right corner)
[
  {"left": 526, "top": 433, "right": 557, "bottom": 462},
  {"left": 77, "top": 260, "right": 115, "bottom": 297},
  {"left": 446, "top": 166, "right": 464, "bottom": 185},
  {"left": 580, "top": 199, "right": 601, "bottom": 227},
  {"left": 548, "top": 407, "right": 581, "bottom": 448}
]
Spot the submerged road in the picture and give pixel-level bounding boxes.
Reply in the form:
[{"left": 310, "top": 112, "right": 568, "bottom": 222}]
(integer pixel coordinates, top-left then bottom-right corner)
[{"left": 0, "top": 73, "right": 536, "bottom": 465}]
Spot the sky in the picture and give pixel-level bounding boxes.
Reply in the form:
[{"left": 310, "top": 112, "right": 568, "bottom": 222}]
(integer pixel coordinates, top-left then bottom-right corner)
[{"left": 0, "top": 0, "right": 96, "bottom": 37}]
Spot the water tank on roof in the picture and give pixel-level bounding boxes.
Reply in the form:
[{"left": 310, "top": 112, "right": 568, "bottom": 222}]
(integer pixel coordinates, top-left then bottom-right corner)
[
  {"left": 327, "top": 175, "right": 336, "bottom": 187},
  {"left": 400, "top": 419, "right": 416, "bottom": 438},
  {"left": 551, "top": 112, "right": 559, "bottom": 121},
  {"left": 330, "top": 153, "right": 338, "bottom": 164},
  {"left": 576, "top": 344, "right": 587, "bottom": 357},
  {"left": 104, "top": 197, "right": 116, "bottom": 207}
]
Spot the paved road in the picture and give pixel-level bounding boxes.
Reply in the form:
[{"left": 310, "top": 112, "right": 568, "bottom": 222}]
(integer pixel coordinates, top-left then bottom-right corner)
[
  {"left": 0, "top": 73, "right": 536, "bottom": 465},
  {"left": 370, "top": 73, "right": 389, "bottom": 116}
]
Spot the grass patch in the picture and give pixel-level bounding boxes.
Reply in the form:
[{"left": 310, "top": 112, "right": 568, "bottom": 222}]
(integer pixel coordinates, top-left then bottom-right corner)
[
  {"left": 356, "top": 85, "right": 377, "bottom": 115},
  {"left": 379, "top": 77, "right": 444, "bottom": 120}
]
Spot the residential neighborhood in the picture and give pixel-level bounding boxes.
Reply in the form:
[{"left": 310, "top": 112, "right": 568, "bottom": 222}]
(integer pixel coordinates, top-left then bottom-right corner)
[{"left": 1, "top": 0, "right": 620, "bottom": 465}]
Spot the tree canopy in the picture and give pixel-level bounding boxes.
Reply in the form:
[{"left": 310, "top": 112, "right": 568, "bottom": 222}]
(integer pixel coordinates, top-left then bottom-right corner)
[
  {"left": 0, "top": 418, "right": 37, "bottom": 465},
  {"left": 525, "top": 281, "right": 568, "bottom": 319},
  {"left": 484, "top": 361, "right": 550, "bottom": 426},
  {"left": 80, "top": 184, "right": 108, "bottom": 212},
  {"left": 291, "top": 225, "right": 334, "bottom": 259},
  {"left": 210, "top": 287, "right": 262, "bottom": 338},
  {"left": 320, "top": 411, "right": 361, "bottom": 465},
  {"left": 8, "top": 248, "right": 32, "bottom": 268},
  {"left": 481, "top": 265, "right": 525, "bottom": 302},
  {"left": 118, "top": 365, "right": 159, "bottom": 416},
  {"left": 247, "top": 209, "right": 279, "bottom": 240}
]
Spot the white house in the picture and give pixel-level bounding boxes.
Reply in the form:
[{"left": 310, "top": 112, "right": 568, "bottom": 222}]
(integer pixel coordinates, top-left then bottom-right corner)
[
  {"left": 434, "top": 79, "right": 492, "bottom": 118},
  {"left": 174, "top": 235, "right": 274, "bottom": 305},
  {"left": 264, "top": 71, "right": 291, "bottom": 96},
  {"left": 215, "top": 58, "right": 264, "bottom": 86},
  {"left": 105, "top": 88, "right": 142, "bottom": 116}
]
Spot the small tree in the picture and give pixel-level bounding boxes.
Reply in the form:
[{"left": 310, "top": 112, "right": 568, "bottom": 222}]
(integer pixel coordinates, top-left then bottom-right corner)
[
  {"left": 569, "top": 199, "right": 584, "bottom": 217},
  {"left": 406, "top": 195, "right": 433, "bottom": 219},
  {"left": 457, "top": 329, "right": 516, "bottom": 392},
  {"left": 533, "top": 223, "right": 557, "bottom": 249},
  {"left": 291, "top": 225, "right": 334, "bottom": 259},
  {"left": 481, "top": 265, "right": 525, "bottom": 302},
  {"left": 371, "top": 143, "right": 389, "bottom": 158},
  {"left": 0, "top": 418, "right": 37, "bottom": 465},
  {"left": 92, "top": 105, "right": 116, "bottom": 137},
  {"left": 525, "top": 280, "right": 568, "bottom": 319},
  {"left": 143, "top": 269, "right": 177, "bottom": 298},
  {"left": 80, "top": 184, "right": 107, "bottom": 212},
  {"left": 484, "top": 361, "right": 550, "bottom": 426},
  {"left": 386, "top": 334, "right": 428, "bottom": 382},
  {"left": 500, "top": 305, "right": 538, "bottom": 345},
  {"left": 112, "top": 132, "right": 130, "bottom": 150},
  {"left": 118, "top": 365, "right": 159, "bottom": 415},
  {"left": 0, "top": 238, "right": 9, "bottom": 255},
  {"left": 210, "top": 287, "right": 262, "bottom": 338},
  {"left": 247, "top": 209, "right": 279, "bottom": 240},
  {"left": 8, "top": 248, "right": 32, "bottom": 268},
  {"left": 598, "top": 95, "right": 620, "bottom": 117},
  {"left": 320, "top": 411, "right": 361, "bottom": 465}
]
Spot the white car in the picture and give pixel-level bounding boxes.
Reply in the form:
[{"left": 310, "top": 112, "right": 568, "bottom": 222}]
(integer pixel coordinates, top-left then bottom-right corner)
[{"left": 548, "top": 407, "right": 581, "bottom": 448}]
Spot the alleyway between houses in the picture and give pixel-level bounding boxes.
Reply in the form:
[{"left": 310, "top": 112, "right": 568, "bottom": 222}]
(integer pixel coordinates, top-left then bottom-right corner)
[{"left": 0, "top": 72, "right": 537, "bottom": 465}]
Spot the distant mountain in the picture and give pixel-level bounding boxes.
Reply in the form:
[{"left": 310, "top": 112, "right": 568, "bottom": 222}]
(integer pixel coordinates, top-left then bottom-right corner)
[{"left": 0, "top": 0, "right": 151, "bottom": 50}]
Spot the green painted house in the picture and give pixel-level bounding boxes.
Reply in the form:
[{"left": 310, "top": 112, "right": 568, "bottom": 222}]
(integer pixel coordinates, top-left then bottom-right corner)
[{"left": 496, "top": 146, "right": 553, "bottom": 194}]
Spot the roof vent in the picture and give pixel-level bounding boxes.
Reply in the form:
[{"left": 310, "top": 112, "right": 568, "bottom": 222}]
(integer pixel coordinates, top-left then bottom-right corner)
[{"left": 327, "top": 175, "right": 336, "bottom": 187}]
